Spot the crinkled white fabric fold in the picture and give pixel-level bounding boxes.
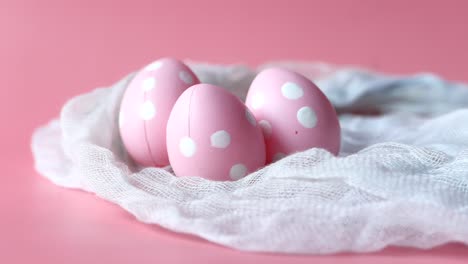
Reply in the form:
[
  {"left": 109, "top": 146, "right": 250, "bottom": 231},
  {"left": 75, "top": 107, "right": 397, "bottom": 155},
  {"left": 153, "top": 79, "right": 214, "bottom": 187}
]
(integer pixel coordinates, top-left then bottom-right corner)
[{"left": 31, "top": 62, "right": 468, "bottom": 254}]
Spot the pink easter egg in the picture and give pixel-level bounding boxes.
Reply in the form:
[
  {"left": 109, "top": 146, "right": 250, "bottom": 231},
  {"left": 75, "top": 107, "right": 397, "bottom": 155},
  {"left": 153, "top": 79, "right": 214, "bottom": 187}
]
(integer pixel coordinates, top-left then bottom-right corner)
[
  {"left": 119, "top": 57, "right": 200, "bottom": 167},
  {"left": 245, "top": 68, "right": 341, "bottom": 163},
  {"left": 166, "top": 84, "right": 266, "bottom": 181}
]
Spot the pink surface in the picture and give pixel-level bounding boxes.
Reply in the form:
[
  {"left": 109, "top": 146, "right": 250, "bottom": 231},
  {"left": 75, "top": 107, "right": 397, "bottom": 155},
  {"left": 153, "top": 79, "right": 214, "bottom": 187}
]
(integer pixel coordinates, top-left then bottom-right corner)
[{"left": 2, "top": 0, "right": 468, "bottom": 263}]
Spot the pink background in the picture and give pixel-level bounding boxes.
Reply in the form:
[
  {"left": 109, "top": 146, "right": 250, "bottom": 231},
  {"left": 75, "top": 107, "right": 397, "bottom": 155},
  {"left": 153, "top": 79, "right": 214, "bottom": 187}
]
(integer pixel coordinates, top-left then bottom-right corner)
[{"left": 1, "top": 0, "right": 468, "bottom": 263}]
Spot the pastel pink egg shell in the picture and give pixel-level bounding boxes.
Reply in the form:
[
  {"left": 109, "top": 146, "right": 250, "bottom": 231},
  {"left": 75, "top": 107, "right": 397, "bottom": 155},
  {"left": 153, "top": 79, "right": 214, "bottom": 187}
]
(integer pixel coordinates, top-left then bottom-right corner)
[
  {"left": 245, "top": 68, "right": 341, "bottom": 163},
  {"left": 119, "top": 57, "right": 200, "bottom": 167},
  {"left": 167, "top": 84, "right": 266, "bottom": 181}
]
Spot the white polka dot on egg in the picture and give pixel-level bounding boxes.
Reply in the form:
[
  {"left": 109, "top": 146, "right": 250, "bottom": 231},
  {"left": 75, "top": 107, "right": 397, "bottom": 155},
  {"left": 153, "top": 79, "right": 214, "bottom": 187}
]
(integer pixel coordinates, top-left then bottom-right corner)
[
  {"left": 245, "top": 109, "right": 257, "bottom": 126},
  {"left": 259, "top": 120, "right": 272, "bottom": 138},
  {"left": 251, "top": 92, "right": 265, "bottom": 110},
  {"left": 179, "top": 71, "right": 194, "bottom": 85},
  {"left": 179, "top": 137, "right": 197, "bottom": 157},
  {"left": 297, "top": 106, "right": 317, "bottom": 128},
  {"left": 230, "top": 163, "right": 248, "bottom": 180},
  {"left": 142, "top": 77, "right": 156, "bottom": 91},
  {"left": 144, "top": 60, "right": 163, "bottom": 71},
  {"left": 139, "top": 100, "right": 156, "bottom": 120},
  {"left": 281, "top": 82, "right": 304, "bottom": 100},
  {"left": 210, "top": 130, "right": 231, "bottom": 148}
]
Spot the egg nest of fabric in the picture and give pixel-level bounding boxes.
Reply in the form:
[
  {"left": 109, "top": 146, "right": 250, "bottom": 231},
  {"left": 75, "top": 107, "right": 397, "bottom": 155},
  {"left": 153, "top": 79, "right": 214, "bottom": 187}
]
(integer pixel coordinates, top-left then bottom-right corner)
[{"left": 32, "top": 61, "right": 468, "bottom": 254}]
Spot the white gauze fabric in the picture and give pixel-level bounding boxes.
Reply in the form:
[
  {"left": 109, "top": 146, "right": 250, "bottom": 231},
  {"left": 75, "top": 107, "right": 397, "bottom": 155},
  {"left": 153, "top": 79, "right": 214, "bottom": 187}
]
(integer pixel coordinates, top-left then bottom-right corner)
[{"left": 31, "top": 62, "right": 468, "bottom": 254}]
